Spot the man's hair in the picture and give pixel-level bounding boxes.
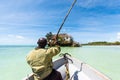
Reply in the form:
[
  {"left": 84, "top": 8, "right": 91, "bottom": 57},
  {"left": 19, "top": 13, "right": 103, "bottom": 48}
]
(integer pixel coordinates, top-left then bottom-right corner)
[{"left": 37, "top": 38, "right": 47, "bottom": 48}]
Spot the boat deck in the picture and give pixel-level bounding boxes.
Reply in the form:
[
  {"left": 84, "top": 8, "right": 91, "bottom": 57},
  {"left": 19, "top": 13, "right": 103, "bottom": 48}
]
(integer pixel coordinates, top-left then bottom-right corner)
[
  {"left": 23, "top": 56, "right": 111, "bottom": 80},
  {"left": 69, "top": 64, "right": 91, "bottom": 80},
  {"left": 56, "top": 56, "right": 111, "bottom": 80}
]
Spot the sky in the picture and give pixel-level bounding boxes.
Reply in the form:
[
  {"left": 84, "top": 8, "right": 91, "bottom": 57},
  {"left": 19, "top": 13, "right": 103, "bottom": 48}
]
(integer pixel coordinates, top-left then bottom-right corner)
[{"left": 0, "top": 0, "right": 120, "bottom": 45}]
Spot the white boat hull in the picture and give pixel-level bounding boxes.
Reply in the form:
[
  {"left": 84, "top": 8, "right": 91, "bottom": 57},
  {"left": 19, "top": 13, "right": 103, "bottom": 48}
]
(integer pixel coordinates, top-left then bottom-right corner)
[{"left": 23, "top": 56, "right": 111, "bottom": 80}]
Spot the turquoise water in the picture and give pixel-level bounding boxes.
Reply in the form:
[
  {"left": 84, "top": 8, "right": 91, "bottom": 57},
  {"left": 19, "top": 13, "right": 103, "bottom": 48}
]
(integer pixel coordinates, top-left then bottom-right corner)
[{"left": 0, "top": 45, "right": 120, "bottom": 80}]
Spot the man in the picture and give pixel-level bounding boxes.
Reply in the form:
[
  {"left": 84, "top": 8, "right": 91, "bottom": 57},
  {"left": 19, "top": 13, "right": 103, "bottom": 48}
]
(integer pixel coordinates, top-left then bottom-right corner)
[{"left": 26, "top": 38, "right": 63, "bottom": 80}]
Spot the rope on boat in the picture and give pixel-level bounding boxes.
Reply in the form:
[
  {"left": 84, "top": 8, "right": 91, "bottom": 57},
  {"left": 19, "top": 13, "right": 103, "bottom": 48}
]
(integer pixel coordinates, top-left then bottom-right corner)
[
  {"left": 59, "top": 53, "right": 73, "bottom": 80},
  {"left": 60, "top": 53, "right": 84, "bottom": 80}
]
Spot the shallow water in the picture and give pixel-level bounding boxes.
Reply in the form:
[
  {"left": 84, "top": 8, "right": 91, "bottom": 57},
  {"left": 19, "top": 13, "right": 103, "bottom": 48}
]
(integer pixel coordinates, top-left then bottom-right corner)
[{"left": 0, "top": 45, "right": 120, "bottom": 80}]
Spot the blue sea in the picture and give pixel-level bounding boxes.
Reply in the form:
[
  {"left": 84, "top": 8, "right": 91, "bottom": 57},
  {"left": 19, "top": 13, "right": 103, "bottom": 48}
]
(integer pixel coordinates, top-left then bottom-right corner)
[{"left": 0, "top": 45, "right": 120, "bottom": 80}]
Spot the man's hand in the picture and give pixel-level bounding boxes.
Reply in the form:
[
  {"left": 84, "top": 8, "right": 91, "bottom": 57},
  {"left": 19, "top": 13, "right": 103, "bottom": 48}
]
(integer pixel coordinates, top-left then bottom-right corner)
[{"left": 51, "top": 36, "right": 60, "bottom": 45}]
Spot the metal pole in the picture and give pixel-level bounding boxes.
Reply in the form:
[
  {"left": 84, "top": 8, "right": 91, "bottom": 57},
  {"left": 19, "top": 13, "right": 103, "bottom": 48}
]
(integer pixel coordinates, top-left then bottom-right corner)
[{"left": 56, "top": 0, "right": 77, "bottom": 40}]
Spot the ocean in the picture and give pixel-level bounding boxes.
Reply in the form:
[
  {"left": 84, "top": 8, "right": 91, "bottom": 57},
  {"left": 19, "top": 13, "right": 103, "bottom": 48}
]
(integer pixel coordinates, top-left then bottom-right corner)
[{"left": 0, "top": 45, "right": 120, "bottom": 80}]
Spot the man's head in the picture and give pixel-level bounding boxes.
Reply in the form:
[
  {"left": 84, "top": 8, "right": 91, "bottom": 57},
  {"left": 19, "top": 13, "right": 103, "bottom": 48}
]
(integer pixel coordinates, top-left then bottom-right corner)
[{"left": 37, "top": 38, "right": 47, "bottom": 48}]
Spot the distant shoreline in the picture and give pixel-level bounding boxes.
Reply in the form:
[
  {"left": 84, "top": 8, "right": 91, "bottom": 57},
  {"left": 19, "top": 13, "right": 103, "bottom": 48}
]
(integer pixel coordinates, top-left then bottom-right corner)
[
  {"left": 82, "top": 45, "right": 120, "bottom": 46},
  {"left": 0, "top": 41, "right": 120, "bottom": 47},
  {"left": 82, "top": 41, "right": 120, "bottom": 46}
]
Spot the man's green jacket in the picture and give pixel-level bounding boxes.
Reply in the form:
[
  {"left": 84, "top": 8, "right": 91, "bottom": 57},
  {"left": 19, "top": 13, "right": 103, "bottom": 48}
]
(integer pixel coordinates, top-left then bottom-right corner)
[{"left": 26, "top": 46, "right": 61, "bottom": 80}]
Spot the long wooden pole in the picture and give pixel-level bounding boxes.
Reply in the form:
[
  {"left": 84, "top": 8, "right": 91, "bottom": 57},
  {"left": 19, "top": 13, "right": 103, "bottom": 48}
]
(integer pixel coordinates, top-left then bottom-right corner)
[{"left": 56, "top": 0, "right": 77, "bottom": 40}]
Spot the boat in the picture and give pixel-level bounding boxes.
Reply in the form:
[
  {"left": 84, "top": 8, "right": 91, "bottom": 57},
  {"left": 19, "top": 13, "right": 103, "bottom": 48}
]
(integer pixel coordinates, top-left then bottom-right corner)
[{"left": 23, "top": 53, "right": 111, "bottom": 80}]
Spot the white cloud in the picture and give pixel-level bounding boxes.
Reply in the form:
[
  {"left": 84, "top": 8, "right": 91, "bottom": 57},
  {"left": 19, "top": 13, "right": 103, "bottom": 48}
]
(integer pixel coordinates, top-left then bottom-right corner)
[
  {"left": 0, "top": 34, "right": 36, "bottom": 45},
  {"left": 16, "top": 35, "right": 24, "bottom": 39},
  {"left": 8, "top": 34, "right": 14, "bottom": 37},
  {"left": 76, "top": 0, "right": 120, "bottom": 9},
  {"left": 78, "top": 0, "right": 93, "bottom": 8},
  {"left": 8, "top": 34, "right": 24, "bottom": 39},
  {"left": 117, "top": 32, "right": 120, "bottom": 40}
]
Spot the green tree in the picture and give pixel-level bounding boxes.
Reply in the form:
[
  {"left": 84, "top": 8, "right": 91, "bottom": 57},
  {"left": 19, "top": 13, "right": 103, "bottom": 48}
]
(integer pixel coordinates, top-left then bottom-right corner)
[{"left": 45, "top": 32, "right": 53, "bottom": 40}]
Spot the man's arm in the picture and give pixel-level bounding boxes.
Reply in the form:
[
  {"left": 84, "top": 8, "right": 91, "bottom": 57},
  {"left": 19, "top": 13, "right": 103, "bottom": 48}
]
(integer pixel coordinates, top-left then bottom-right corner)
[{"left": 46, "top": 36, "right": 61, "bottom": 57}]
